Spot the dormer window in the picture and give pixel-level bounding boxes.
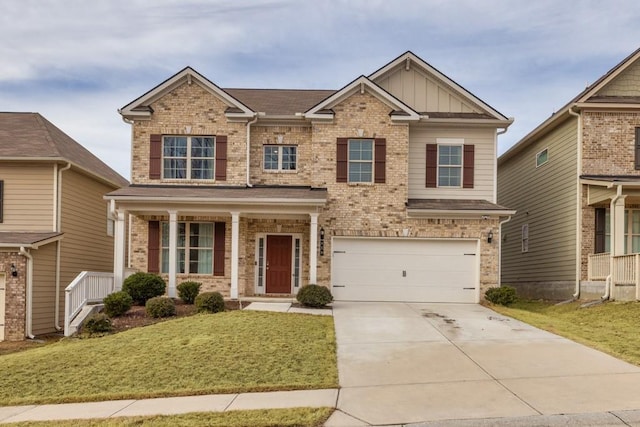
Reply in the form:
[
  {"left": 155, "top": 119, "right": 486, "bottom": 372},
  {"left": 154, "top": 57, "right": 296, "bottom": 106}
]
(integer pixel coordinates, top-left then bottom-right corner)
[{"left": 163, "top": 136, "right": 215, "bottom": 179}]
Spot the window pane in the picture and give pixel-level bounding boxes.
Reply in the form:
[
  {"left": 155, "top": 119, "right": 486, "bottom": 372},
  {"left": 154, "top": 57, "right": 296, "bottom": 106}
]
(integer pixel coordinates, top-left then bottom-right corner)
[
  {"left": 163, "top": 137, "right": 187, "bottom": 157},
  {"left": 190, "top": 223, "right": 213, "bottom": 247},
  {"left": 177, "top": 223, "right": 186, "bottom": 247},
  {"left": 632, "top": 211, "right": 640, "bottom": 234},
  {"left": 264, "top": 146, "right": 278, "bottom": 170},
  {"left": 161, "top": 248, "right": 169, "bottom": 274},
  {"left": 439, "top": 167, "right": 461, "bottom": 187},
  {"left": 349, "top": 140, "right": 372, "bottom": 161},
  {"left": 177, "top": 249, "right": 185, "bottom": 274},
  {"left": 189, "top": 249, "right": 213, "bottom": 274},
  {"left": 348, "top": 162, "right": 372, "bottom": 183},
  {"left": 439, "top": 145, "right": 462, "bottom": 166},
  {"left": 282, "top": 146, "right": 297, "bottom": 170},
  {"left": 161, "top": 222, "right": 169, "bottom": 247},
  {"left": 164, "top": 159, "right": 187, "bottom": 179},
  {"left": 191, "top": 159, "right": 213, "bottom": 179},
  {"left": 191, "top": 137, "right": 214, "bottom": 158}
]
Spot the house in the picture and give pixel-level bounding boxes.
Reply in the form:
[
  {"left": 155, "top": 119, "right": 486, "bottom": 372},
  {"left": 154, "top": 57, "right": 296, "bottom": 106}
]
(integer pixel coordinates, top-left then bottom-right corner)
[
  {"left": 498, "top": 47, "right": 640, "bottom": 301},
  {"left": 106, "top": 51, "right": 514, "bottom": 304},
  {"left": 0, "top": 113, "right": 128, "bottom": 341}
]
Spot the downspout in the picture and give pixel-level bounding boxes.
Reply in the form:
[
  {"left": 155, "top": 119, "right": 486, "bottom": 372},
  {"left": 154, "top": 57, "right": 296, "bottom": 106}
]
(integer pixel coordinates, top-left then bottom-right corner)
[
  {"left": 54, "top": 162, "right": 71, "bottom": 331},
  {"left": 568, "top": 106, "right": 582, "bottom": 299},
  {"left": 498, "top": 215, "right": 512, "bottom": 286},
  {"left": 245, "top": 113, "right": 260, "bottom": 187},
  {"left": 605, "top": 184, "right": 624, "bottom": 301},
  {"left": 120, "top": 115, "right": 135, "bottom": 271},
  {"left": 20, "top": 247, "right": 35, "bottom": 339}
]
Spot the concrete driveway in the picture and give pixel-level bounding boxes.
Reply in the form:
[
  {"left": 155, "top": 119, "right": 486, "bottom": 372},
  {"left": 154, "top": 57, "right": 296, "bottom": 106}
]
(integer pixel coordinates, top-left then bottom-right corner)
[{"left": 326, "top": 302, "right": 640, "bottom": 426}]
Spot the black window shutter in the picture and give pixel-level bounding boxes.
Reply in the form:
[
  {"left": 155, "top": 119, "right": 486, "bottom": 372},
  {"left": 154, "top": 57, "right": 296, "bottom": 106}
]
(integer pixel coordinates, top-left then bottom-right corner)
[
  {"left": 374, "top": 138, "right": 386, "bottom": 183},
  {"left": 595, "top": 208, "right": 606, "bottom": 253},
  {"left": 336, "top": 138, "right": 348, "bottom": 182},
  {"left": 463, "top": 144, "right": 475, "bottom": 188},
  {"left": 214, "top": 222, "right": 226, "bottom": 276},
  {"left": 148, "top": 221, "right": 160, "bottom": 273},
  {"left": 149, "top": 135, "right": 162, "bottom": 179},
  {"left": 425, "top": 144, "right": 437, "bottom": 188}
]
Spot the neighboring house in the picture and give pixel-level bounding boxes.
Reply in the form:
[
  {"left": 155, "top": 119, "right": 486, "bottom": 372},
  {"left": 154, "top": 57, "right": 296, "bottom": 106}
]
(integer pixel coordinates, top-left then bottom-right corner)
[
  {"left": 106, "top": 51, "right": 514, "bottom": 304},
  {"left": 498, "top": 47, "right": 640, "bottom": 301},
  {"left": 0, "top": 113, "right": 128, "bottom": 341}
]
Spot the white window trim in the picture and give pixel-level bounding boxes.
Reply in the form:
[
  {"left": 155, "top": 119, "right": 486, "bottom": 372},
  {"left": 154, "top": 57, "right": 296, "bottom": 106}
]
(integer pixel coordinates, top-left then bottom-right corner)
[
  {"left": 106, "top": 203, "right": 115, "bottom": 237},
  {"left": 162, "top": 135, "right": 216, "bottom": 181},
  {"left": 536, "top": 148, "right": 549, "bottom": 168},
  {"left": 254, "top": 233, "right": 303, "bottom": 295},
  {"left": 161, "top": 221, "right": 215, "bottom": 275},
  {"left": 522, "top": 224, "right": 529, "bottom": 253},
  {"left": 263, "top": 145, "right": 298, "bottom": 172},
  {"left": 348, "top": 138, "right": 374, "bottom": 184},
  {"left": 436, "top": 138, "right": 464, "bottom": 188}
]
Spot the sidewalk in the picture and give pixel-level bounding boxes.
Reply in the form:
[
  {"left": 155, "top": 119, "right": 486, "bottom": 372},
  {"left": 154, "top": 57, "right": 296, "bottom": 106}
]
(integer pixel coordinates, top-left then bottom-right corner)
[{"left": 0, "top": 389, "right": 338, "bottom": 424}]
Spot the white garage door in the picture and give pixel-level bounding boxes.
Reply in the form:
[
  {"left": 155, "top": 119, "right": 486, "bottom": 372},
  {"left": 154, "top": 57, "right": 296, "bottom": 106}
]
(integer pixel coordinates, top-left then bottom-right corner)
[{"left": 331, "top": 238, "right": 478, "bottom": 303}]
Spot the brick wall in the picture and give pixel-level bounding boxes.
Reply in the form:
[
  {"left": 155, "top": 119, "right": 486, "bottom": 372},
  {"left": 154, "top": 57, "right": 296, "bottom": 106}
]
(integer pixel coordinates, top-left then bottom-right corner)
[
  {"left": 582, "top": 111, "right": 640, "bottom": 175},
  {"left": 0, "top": 252, "right": 26, "bottom": 341}
]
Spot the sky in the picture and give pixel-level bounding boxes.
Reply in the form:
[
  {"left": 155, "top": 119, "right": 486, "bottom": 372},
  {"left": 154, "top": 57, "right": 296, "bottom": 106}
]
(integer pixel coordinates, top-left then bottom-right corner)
[{"left": 2, "top": 0, "right": 640, "bottom": 180}]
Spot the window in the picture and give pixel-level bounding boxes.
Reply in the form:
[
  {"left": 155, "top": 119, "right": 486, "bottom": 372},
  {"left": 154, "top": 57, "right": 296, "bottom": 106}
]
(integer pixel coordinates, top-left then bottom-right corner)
[
  {"left": 106, "top": 204, "right": 114, "bottom": 237},
  {"left": 161, "top": 222, "right": 214, "bottom": 274},
  {"left": 521, "top": 224, "right": 529, "bottom": 253},
  {"left": 438, "top": 144, "right": 462, "bottom": 187},
  {"left": 263, "top": 145, "right": 297, "bottom": 171},
  {"left": 163, "top": 136, "right": 214, "bottom": 179},
  {"left": 635, "top": 128, "right": 640, "bottom": 170},
  {"left": 536, "top": 148, "right": 549, "bottom": 168},
  {"left": 0, "top": 180, "right": 3, "bottom": 223},
  {"left": 348, "top": 139, "right": 373, "bottom": 183},
  {"left": 603, "top": 209, "right": 640, "bottom": 254}
]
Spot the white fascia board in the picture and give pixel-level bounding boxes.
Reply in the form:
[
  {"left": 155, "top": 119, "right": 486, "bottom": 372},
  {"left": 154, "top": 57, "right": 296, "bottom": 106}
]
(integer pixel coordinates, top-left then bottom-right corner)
[
  {"left": 105, "top": 195, "right": 326, "bottom": 205},
  {"left": 575, "top": 102, "right": 640, "bottom": 110},
  {"left": 575, "top": 49, "right": 640, "bottom": 102},
  {"left": 580, "top": 179, "right": 613, "bottom": 187},
  {"left": 0, "top": 235, "right": 63, "bottom": 249},
  {"left": 420, "top": 117, "right": 514, "bottom": 127}
]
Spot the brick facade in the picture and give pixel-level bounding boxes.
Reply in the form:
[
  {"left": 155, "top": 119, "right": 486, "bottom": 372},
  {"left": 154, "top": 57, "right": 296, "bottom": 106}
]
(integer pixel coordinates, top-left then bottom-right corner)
[
  {"left": 0, "top": 252, "right": 26, "bottom": 341},
  {"left": 582, "top": 111, "right": 640, "bottom": 176}
]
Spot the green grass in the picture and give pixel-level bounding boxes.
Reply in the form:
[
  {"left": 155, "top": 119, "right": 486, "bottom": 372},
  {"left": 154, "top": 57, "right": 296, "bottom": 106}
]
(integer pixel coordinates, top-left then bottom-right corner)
[
  {"left": 0, "top": 311, "right": 337, "bottom": 406},
  {"left": 3, "top": 407, "right": 333, "bottom": 427},
  {"left": 490, "top": 300, "right": 640, "bottom": 365}
]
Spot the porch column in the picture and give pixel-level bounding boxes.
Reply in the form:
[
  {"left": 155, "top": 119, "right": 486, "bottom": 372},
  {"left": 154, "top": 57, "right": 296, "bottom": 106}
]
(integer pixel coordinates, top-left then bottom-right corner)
[
  {"left": 168, "top": 210, "right": 178, "bottom": 298},
  {"left": 309, "top": 213, "right": 319, "bottom": 284},
  {"left": 611, "top": 195, "right": 627, "bottom": 256},
  {"left": 230, "top": 212, "right": 240, "bottom": 299},
  {"left": 113, "top": 210, "right": 127, "bottom": 291}
]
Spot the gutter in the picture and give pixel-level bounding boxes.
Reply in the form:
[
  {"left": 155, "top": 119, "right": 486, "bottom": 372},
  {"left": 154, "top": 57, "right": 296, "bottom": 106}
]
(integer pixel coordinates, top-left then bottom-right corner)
[
  {"left": 19, "top": 247, "right": 35, "bottom": 339},
  {"left": 54, "top": 162, "right": 71, "bottom": 330},
  {"left": 245, "top": 113, "right": 261, "bottom": 187},
  {"left": 606, "top": 184, "right": 625, "bottom": 301},
  {"left": 567, "top": 106, "right": 582, "bottom": 299}
]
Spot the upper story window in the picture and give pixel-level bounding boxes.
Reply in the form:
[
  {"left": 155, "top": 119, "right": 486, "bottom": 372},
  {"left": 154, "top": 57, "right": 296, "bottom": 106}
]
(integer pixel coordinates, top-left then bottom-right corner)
[
  {"left": 438, "top": 144, "right": 462, "bottom": 187},
  {"left": 348, "top": 139, "right": 373, "bottom": 183},
  {"left": 522, "top": 224, "right": 529, "bottom": 253},
  {"left": 536, "top": 148, "right": 549, "bottom": 168},
  {"left": 426, "top": 140, "right": 474, "bottom": 189},
  {"left": 264, "top": 145, "right": 297, "bottom": 171},
  {"left": 163, "top": 136, "right": 214, "bottom": 179}
]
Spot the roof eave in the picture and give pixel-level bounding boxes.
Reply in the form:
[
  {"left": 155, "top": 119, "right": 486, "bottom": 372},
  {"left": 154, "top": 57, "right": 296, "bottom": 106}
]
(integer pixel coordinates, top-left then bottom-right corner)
[
  {"left": 104, "top": 195, "right": 327, "bottom": 206},
  {"left": 406, "top": 208, "right": 516, "bottom": 218}
]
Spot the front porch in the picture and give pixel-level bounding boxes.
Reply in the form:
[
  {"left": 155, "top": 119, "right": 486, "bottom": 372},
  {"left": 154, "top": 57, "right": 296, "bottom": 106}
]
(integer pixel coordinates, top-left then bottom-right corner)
[
  {"left": 588, "top": 252, "right": 640, "bottom": 300},
  {"left": 105, "top": 186, "right": 328, "bottom": 299}
]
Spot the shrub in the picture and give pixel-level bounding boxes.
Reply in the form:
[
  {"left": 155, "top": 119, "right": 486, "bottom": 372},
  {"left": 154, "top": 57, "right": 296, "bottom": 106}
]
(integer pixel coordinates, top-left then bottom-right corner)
[
  {"left": 296, "top": 284, "right": 333, "bottom": 308},
  {"left": 103, "top": 291, "right": 133, "bottom": 317},
  {"left": 485, "top": 286, "right": 517, "bottom": 306},
  {"left": 83, "top": 313, "right": 112, "bottom": 334},
  {"left": 145, "top": 297, "right": 176, "bottom": 318},
  {"left": 195, "top": 291, "right": 225, "bottom": 313},
  {"left": 122, "top": 272, "right": 166, "bottom": 305},
  {"left": 177, "top": 281, "right": 202, "bottom": 304}
]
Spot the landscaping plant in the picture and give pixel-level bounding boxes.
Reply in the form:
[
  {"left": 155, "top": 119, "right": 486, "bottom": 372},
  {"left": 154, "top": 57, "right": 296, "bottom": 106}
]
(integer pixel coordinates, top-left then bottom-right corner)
[
  {"left": 485, "top": 286, "right": 517, "bottom": 306},
  {"left": 102, "top": 291, "right": 133, "bottom": 317},
  {"left": 195, "top": 291, "right": 225, "bottom": 313},
  {"left": 177, "top": 281, "right": 202, "bottom": 304},
  {"left": 146, "top": 297, "right": 177, "bottom": 318},
  {"left": 83, "top": 313, "right": 112, "bottom": 334},
  {"left": 296, "top": 284, "right": 333, "bottom": 307},
  {"left": 122, "top": 272, "right": 166, "bottom": 305}
]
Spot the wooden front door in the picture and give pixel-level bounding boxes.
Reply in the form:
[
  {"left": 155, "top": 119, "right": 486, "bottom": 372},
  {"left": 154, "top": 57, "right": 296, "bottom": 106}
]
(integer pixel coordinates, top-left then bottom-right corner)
[{"left": 266, "top": 235, "right": 292, "bottom": 294}]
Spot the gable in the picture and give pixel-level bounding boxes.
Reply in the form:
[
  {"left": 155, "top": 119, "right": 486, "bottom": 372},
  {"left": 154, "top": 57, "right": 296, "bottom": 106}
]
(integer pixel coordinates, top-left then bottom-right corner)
[
  {"left": 594, "top": 57, "right": 640, "bottom": 97},
  {"left": 374, "top": 66, "right": 482, "bottom": 114}
]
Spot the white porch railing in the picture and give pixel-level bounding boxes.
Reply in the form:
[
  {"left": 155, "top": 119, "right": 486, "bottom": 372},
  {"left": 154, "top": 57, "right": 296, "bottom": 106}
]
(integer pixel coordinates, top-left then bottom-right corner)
[
  {"left": 587, "top": 252, "right": 610, "bottom": 280},
  {"left": 612, "top": 254, "right": 640, "bottom": 286},
  {"left": 64, "top": 271, "right": 114, "bottom": 336}
]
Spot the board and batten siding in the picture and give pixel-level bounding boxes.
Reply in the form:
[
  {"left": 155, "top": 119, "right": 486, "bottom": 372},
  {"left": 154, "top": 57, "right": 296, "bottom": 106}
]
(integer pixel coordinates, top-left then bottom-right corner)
[
  {"left": 409, "top": 126, "right": 496, "bottom": 201},
  {"left": 59, "top": 169, "right": 116, "bottom": 321},
  {"left": 31, "top": 242, "right": 57, "bottom": 335},
  {"left": 0, "top": 162, "right": 54, "bottom": 231},
  {"left": 498, "top": 118, "right": 578, "bottom": 285},
  {"left": 374, "top": 67, "right": 481, "bottom": 114}
]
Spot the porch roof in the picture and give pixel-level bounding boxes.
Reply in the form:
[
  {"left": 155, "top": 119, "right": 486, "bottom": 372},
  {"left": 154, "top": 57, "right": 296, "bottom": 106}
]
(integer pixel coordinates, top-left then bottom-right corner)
[
  {"left": 0, "top": 232, "right": 63, "bottom": 248},
  {"left": 407, "top": 199, "right": 515, "bottom": 217},
  {"left": 581, "top": 175, "right": 640, "bottom": 185}
]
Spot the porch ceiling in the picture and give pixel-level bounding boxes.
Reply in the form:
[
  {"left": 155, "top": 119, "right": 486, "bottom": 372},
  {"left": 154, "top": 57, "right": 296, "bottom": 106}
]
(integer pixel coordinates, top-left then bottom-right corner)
[
  {"left": 583, "top": 177, "right": 640, "bottom": 205},
  {"left": 105, "top": 185, "right": 327, "bottom": 216}
]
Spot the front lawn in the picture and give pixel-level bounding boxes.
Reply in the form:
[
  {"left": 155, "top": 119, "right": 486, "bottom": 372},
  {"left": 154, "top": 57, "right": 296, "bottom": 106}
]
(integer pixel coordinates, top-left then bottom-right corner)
[
  {"left": 3, "top": 407, "right": 333, "bottom": 427},
  {"left": 0, "top": 311, "right": 337, "bottom": 406},
  {"left": 490, "top": 300, "right": 640, "bottom": 365}
]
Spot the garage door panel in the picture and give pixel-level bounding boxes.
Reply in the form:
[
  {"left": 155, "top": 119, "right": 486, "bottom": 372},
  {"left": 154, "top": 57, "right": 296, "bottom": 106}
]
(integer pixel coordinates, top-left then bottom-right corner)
[{"left": 332, "top": 238, "right": 478, "bottom": 303}]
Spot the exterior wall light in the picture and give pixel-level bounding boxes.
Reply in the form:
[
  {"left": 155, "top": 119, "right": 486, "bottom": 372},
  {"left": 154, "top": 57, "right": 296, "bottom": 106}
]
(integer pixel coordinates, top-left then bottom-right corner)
[
  {"left": 10, "top": 263, "right": 18, "bottom": 277},
  {"left": 487, "top": 230, "right": 493, "bottom": 244},
  {"left": 319, "top": 227, "right": 325, "bottom": 256}
]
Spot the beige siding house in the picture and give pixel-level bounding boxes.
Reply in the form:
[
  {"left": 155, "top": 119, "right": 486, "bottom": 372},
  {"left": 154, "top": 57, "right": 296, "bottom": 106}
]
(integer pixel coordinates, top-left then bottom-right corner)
[
  {"left": 498, "top": 47, "right": 640, "bottom": 301},
  {"left": 0, "top": 113, "right": 128, "bottom": 341},
  {"left": 107, "top": 51, "right": 514, "bottom": 304}
]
